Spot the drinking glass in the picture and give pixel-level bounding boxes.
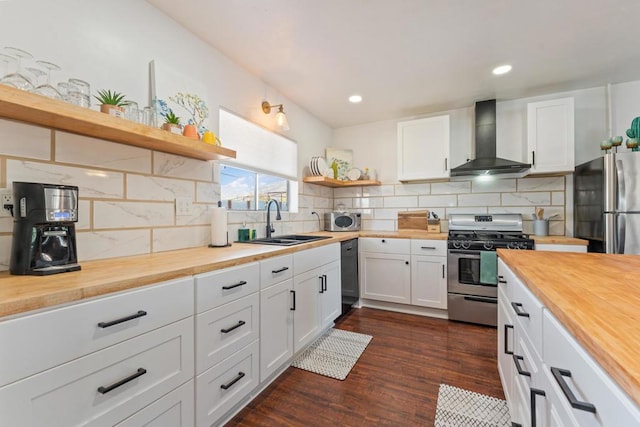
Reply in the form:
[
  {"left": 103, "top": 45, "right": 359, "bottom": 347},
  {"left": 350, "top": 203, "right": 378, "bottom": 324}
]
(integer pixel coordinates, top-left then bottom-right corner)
[
  {"left": 0, "top": 47, "right": 34, "bottom": 90},
  {"left": 142, "top": 106, "right": 157, "bottom": 127},
  {"left": 31, "top": 60, "right": 63, "bottom": 100},
  {"left": 0, "top": 53, "right": 16, "bottom": 85},
  {"left": 123, "top": 100, "right": 139, "bottom": 122},
  {"left": 67, "top": 78, "right": 90, "bottom": 107}
]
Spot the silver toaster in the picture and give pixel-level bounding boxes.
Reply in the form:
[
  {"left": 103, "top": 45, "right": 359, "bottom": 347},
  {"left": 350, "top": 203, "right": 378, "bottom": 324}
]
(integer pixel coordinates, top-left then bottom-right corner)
[{"left": 324, "top": 212, "right": 361, "bottom": 232}]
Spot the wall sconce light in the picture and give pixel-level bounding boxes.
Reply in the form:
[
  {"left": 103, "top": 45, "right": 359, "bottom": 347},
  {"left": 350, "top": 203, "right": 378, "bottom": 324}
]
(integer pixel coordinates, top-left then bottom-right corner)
[{"left": 261, "top": 101, "right": 290, "bottom": 131}]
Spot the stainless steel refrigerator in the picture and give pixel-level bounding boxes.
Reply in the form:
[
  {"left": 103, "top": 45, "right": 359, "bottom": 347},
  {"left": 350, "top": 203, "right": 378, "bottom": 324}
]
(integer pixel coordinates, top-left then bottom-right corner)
[{"left": 575, "top": 152, "right": 640, "bottom": 254}]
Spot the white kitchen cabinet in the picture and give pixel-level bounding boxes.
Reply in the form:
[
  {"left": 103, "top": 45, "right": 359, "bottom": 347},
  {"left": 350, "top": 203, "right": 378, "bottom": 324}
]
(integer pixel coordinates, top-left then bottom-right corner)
[
  {"left": 410, "top": 255, "right": 447, "bottom": 309},
  {"left": 115, "top": 380, "right": 195, "bottom": 427},
  {"left": 397, "top": 115, "right": 450, "bottom": 180},
  {"left": 527, "top": 97, "right": 575, "bottom": 174},
  {"left": 260, "top": 278, "right": 294, "bottom": 382},
  {"left": 360, "top": 251, "right": 411, "bottom": 304},
  {"left": 0, "top": 317, "right": 194, "bottom": 427},
  {"left": 293, "top": 267, "right": 323, "bottom": 353},
  {"left": 318, "top": 260, "right": 341, "bottom": 329}
]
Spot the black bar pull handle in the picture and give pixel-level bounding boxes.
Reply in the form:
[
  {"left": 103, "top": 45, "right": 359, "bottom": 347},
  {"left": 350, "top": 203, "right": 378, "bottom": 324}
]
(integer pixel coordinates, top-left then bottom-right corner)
[
  {"left": 442, "top": 264, "right": 445, "bottom": 279},
  {"left": 322, "top": 274, "right": 327, "bottom": 292},
  {"left": 511, "top": 302, "right": 530, "bottom": 318},
  {"left": 444, "top": 158, "right": 448, "bottom": 171},
  {"left": 551, "top": 367, "right": 597, "bottom": 413},
  {"left": 98, "top": 368, "right": 147, "bottom": 394},
  {"left": 272, "top": 267, "right": 289, "bottom": 274},
  {"left": 513, "top": 354, "right": 531, "bottom": 377},
  {"left": 532, "top": 150, "right": 536, "bottom": 166},
  {"left": 530, "top": 388, "right": 546, "bottom": 427},
  {"left": 98, "top": 310, "right": 147, "bottom": 328},
  {"left": 421, "top": 246, "right": 436, "bottom": 250},
  {"left": 222, "top": 280, "right": 247, "bottom": 290},
  {"left": 220, "top": 371, "right": 245, "bottom": 390},
  {"left": 498, "top": 275, "right": 507, "bottom": 284},
  {"left": 512, "top": 423, "right": 523, "bottom": 427},
  {"left": 290, "top": 290, "right": 296, "bottom": 310},
  {"left": 504, "top": 324, "right": 514, "bottom": 355},
  {"left": 221, "top": 320, "right": 246, "bottom": 334},
  {"left": 319, "top": 276, "right": 324, "bottom": 293}
]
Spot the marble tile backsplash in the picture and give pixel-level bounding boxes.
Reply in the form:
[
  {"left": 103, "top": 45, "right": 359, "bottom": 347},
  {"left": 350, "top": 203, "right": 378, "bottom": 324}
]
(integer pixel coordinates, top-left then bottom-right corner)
[
  {"left": 0, "top": 120, "right": 331, "bottom": 270},
  {"left": 334, "top": 176, "right": 567, "bottom": 235}
]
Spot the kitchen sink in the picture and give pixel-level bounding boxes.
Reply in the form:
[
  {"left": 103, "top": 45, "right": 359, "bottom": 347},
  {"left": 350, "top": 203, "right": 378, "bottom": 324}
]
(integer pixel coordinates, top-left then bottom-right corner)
[{"left": 244, "top": 234, "right": 332, "bottom": 246}]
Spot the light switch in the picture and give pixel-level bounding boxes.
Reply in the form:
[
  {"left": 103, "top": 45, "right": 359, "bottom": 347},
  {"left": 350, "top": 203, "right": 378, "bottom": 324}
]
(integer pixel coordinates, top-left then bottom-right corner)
[{"left": 175, "top": 197, "right": 193, "bottom": 216}]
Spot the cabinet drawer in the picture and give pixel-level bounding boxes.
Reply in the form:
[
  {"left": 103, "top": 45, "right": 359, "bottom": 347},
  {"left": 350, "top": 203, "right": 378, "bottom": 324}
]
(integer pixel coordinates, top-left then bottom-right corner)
[
  {"left": 116, "top": 379, "right": 194, "bottom": 427},
  {"left": 410, "top": 239, "right": 447, "bottom": 256},
  {"left": 260, "top": 254, "right": 293, "bottom": 289},
  {"left": 497, "top": 258, "right": 517, "bottom": 301},
  {"left": 196, "top": 293, "right": 259, "bottom": 374},
  {"left": 0, "top": 317, "right": 194, "bottom": 427},
  {"left": 510, "top": 273, "right": 544, "bottom": 360},
  {"left": 543, "top": 310, "right": 640, "bottom": 426},
  {"left": 359, "top": 237, "right": 410, "bottom": 254},
  {"left": 196, "top": 340, "right": 259, "bottom": 427},
  {"left": 0, "top": 276, "right": 194, "bottom": 386},
  {"left": 195, "top": 262, "right": 260, "bottom": 313},
  {"left": 293, "top": 243, "right": 339, "bottom": 274}
]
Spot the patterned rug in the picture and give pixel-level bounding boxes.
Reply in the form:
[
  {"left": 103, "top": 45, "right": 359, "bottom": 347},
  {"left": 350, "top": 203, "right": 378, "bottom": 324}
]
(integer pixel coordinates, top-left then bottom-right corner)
[
  {"left": 291, "top": 328, "right": 373, "bottom": 380},
  {"left": 434, "top": 384, "right": 511, "bottom": 426}
]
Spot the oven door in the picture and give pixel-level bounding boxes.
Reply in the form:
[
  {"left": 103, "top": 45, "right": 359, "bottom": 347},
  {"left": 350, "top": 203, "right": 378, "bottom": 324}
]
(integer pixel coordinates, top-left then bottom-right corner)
[{"left": 447, "top": 249, "right": 497, "bottom": 298}]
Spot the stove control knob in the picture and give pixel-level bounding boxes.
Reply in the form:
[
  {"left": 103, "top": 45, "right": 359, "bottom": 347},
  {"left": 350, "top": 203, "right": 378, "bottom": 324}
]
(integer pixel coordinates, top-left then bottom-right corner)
[
  {"left": 461, "top": 241, "right": 471, "bottom": 249},
  {"left": 483, "top": 241, "right": 494, "bottom": 250},
  {"left": 507, "top": 242, "right": 516, "bottom": 249},
  {"left": 452, "top": 241, "right": 461, "bottom": 249},
  {"left": 520, "top": 242, "right": 529, "bottom": 250}
]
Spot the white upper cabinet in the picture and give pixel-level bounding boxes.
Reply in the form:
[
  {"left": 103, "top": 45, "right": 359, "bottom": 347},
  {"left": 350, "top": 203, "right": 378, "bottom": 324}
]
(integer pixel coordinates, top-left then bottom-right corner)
[
  {"left": 527, "top": 97, "right": 575, "bottom": 173},
  {"left": 397, "top": 115, "right": 450, "bottom": 180}
]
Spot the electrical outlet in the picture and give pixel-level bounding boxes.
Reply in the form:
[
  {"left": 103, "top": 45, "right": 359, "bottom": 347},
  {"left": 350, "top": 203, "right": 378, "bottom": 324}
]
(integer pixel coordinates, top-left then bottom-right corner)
[
  {"left": 175, "top": 197, "right": 193, "bottom": 216},
  {"left": 0, "top": 189, "right": 13, "bottom": 218}
]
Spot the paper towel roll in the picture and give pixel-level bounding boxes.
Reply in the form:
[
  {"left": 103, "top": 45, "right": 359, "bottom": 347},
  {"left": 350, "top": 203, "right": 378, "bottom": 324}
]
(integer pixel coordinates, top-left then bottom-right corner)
[{"left": 210, "top": 206, "right": 228, "bottom": 246}]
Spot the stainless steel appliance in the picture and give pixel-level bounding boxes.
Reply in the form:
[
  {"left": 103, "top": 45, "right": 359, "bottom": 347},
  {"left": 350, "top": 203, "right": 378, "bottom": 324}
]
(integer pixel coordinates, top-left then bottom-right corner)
[
  {"left": 339, "top": 238, "right": 359, "bottom": 318},
  {"left": 574, "top": 152, "right": 640, "bottom": 254},
  {"left": 324, "top": 212, "right": 361, "bottom": 232},
  {"left": 447, "top": 213, "right": 534, "bottom": 326},
  {"left": 9, "top": 182, "right": 81, "bottom": 275}
]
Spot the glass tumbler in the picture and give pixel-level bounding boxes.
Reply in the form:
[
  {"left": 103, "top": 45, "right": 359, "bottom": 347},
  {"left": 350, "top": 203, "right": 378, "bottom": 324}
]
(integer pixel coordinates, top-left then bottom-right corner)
[
  {"left": 123, "top": 101, "right": 139, "bottom": 122},
  {"left": 142, "top": 106, "right": 157, "bottom": 127},
  {"left": 67, "top": 78, "right": 90, "bottom": 107}
]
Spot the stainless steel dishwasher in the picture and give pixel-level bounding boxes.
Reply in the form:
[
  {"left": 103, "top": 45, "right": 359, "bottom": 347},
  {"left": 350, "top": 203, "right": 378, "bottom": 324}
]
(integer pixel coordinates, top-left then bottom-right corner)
[{"left": 340, "top": 238, "right": 359, "bottom": 317}]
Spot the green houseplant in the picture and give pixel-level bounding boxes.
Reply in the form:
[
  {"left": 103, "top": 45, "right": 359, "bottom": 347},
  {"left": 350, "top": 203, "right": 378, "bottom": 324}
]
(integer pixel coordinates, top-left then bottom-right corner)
[
  {"left": 162, "top": 110, "right": 182, "bottom": 134},
  {"left": 94, "top": 89, "right": 129, "bottom": 117}
]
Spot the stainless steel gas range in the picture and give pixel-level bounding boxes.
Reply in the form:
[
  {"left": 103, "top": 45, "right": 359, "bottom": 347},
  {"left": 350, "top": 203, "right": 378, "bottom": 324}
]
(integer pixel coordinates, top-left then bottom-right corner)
[{"left": 447, "top": 213, "right": 534, "bottom": 327}]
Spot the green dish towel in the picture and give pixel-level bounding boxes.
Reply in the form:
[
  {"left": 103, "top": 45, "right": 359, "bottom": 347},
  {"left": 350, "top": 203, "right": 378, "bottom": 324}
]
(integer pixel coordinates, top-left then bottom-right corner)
[{"left": 480, "top": 251, "right": 498, "bottom": 285}]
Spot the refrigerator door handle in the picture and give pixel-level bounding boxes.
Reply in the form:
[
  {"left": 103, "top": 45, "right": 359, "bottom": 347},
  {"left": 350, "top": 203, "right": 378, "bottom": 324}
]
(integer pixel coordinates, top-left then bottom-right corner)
[
  {"left": 617, "top": 213, "right": 626, "bottom": 254},
  {"left": 616, "top": 159, "right": 626, "bottom": 212}
]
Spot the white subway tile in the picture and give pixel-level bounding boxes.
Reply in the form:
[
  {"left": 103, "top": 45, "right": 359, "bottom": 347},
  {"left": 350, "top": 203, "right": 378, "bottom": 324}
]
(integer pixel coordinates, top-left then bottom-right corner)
[
  {"left": 0, "top": 119, "right": 51, "bottom": 160},
  {"left": 362, "top": 219, "right": 396, "bottom": 231},
  {"left": 552, "top": 191, "right": 565, "bottom": 206},
  {"left": 298, "top": 195, "right": 314, "bottom": 208},
  {"left": 354, "top": 208, "right": 373, "bottom": 219},
  {"left": 311, "top": 196, "right": 331, "bottom": 209},
  {"left": 303, "top": 183, "right": 333, "bottom": 198},
  {"left": 94, "top": 201, "right": 174, "bottom": 229},
  {"left": 55, "top": 132, "right": 151, "bottom": 173},
  {"left": 6, "top": 160, "right": 124, "bottom": 199},
  {"left": 502, "top": 192, "right": 551, "bottom": 206},
  {"left": 548, "top": 221, "right": 565, "bottom": 236},
  {"left": 77, "top": 229, "right": 150, "bottom": 261},
  {"left": 153, "top": 226, "right": 209, "bottom": 252},
  {"left": 362, "top": 185, "right": 394, "bottom": 197},
  {"left": 384, "top": 196, "right": 418, "bottom": 208},
  {"left": 0, "top": 217, "right": 12, "bottom": 233},
  {"left": 489, "top": 206, "right": 536, "bottom": 218},
  {"left": 517, "top": 176, "right": 564, "bottom": 191},
  {"left": 418, "top": 195, "right": 457, "bottom": 207},
  {"left": 0, "top": 235, "right": 10, "bottom": 271},
  {"left": 472, "top": 179, "right": 516, "bottom": 193},
  {"left": 177, "top": 204, "right": 214, "bottom": 226},
  {"left": 153, "top": 152, "right": 213, "bottom": 181},
  {"left": 446, "top": 207, "right": 487, "bottom": 217},
  {"left": 127, "top": 174, "right": 194, "bottom": 201},
  {"left": 394, "top": 183, "right": 430, "bottom": 196},
  {"left": 431, "top": 181, "right": 471, "bottom": 194},
  {"left": 334, "top": 186, "right": 362, "bottom": 198},
  {"left": 375, "top": 208, "right": 405, "bottom": 220},
  {"left": 334, "top": 198, "right": 353, "bottom": 209},
  {"left": 355, "top": 197, "right": 384, "bottom": 209},
  {"left": 539, "top": 206, "right": 565, "bottom": 220},
  {"left": 228, "top": 211, "right": 264, "bottom": 224},
  {"left": 76, "top": 200, "right": 91, "bottom": 230},
  {"left": 196, "top": 182, "right": 221, "bottom": 203},
  {"left": 458, "top": 193, "right": 501, "bottom": 207}
]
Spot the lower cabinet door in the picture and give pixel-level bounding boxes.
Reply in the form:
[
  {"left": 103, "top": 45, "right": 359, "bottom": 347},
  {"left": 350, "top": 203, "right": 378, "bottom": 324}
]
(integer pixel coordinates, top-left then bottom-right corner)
[
  {"left": 293, "top": 268, "right": 322, "bottom": 353},
  {"left": 360, "top": 252, "right": 411, "bottom": 304},
  {"left": 410, "top": 255, "right": 447, "bottom": 309},
  {"left": 260, "top": 279, "right": 294, "bottom": 382},
  {"left": 115, "top": 380, "right": 194, "bottom": 427},
  {"left": 0, "top": 318, "right": 194, "bottom": 427},
  {"left": 319, "top": 260, "right": 341, "bottom": 329},
  {"left": 196, "top": 340, "right": 259, "bottom": 427},
  {"left": 497, "top": 288, "right": 515, "bottom": 413}
]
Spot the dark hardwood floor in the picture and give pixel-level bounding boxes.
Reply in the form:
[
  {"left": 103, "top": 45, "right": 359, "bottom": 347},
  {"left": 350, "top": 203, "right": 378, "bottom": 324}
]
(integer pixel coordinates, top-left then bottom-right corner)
[{"left": 228, "top": 308, "right": 504, "bottom": 426}]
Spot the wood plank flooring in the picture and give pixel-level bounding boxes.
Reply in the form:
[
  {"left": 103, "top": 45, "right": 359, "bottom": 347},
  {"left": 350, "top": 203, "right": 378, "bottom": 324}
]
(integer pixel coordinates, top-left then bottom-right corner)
[{"left": 227, "top": 308, "right": 504, "bottom": 426}]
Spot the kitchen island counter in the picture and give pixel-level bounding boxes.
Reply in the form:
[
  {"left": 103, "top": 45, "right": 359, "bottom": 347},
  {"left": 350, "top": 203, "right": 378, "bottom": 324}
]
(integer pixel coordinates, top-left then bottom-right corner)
[{"left": 497, "top": 249, "right": 640, "bottom": 407}]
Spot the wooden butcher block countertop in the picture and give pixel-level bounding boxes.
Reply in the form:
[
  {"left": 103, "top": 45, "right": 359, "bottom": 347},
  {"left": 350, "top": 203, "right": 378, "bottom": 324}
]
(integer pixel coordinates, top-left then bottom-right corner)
[{"left": 497, "top": 249, "right": 640, "bottom": 407}]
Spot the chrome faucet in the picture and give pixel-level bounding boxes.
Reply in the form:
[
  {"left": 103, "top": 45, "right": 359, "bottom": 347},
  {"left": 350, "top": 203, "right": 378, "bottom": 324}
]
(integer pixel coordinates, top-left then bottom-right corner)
[{"left": 265, "top": 199, "right": 282, "bottom": 238}]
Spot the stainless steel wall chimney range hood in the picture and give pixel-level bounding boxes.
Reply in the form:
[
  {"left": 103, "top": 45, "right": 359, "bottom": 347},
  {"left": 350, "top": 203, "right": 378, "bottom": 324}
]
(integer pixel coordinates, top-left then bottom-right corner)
[{"left": 450, "top": 99, "right": 531, "bottom": 179}]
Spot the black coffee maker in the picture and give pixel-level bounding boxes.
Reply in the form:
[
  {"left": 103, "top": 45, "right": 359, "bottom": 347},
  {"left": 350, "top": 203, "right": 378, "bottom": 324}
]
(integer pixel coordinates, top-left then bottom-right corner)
[{"left": 10, "top": 182, "right": 81, "bottom": 275}]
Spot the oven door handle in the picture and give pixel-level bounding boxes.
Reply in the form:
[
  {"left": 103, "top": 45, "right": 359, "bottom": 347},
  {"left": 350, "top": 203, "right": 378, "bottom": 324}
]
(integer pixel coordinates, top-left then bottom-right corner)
[
  {"left": 448, "top": 249, "right": 482, "bottom": 255},
  {"left": 463, "top": 296, "right": 497, "bottom": 304}
]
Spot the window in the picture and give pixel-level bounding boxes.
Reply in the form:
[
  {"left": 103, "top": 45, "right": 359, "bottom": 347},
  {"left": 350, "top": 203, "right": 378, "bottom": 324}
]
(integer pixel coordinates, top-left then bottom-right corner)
[
  {"left": 220, "top": 165, "right": 289, "bottom": 211},
  {"left": 218, "top": 109, "right": 298, "bottom": 212}
]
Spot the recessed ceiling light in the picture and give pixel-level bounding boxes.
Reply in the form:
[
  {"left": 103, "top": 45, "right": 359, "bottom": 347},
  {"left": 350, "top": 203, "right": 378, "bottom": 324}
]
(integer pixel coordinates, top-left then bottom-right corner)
[
  {"left": 348, "top": 95, "right": 362, "bottom": 103},
  {"left": 492, "top": 65, "right": 512, "bottom": 75}
]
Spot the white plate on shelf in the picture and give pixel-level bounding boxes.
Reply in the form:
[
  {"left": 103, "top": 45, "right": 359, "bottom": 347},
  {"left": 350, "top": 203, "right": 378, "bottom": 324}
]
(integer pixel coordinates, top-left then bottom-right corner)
[
  {"left": 316, "top": 157, "right": 328, "bottom": 176},
  {"left": 347, "top": 168, "right": 361, "bottom": 181},
  {"left": 323, "top": 167, "right": 334, "bottom": 178},
  {"left": 309, "top": 157, "right": 319, "bottom": 175}
]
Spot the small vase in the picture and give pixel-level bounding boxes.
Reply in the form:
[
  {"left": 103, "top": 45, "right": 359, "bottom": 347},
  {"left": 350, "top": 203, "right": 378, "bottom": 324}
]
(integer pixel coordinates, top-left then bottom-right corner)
[
  {"left": 100, "top": 104, "right": 124, "bottom": 118},
  {"left": 162, "top": 123, "right": 182, "bottom": 135},
  {"left": 182, "top": 124, "right": 199, "bottom": 139}
]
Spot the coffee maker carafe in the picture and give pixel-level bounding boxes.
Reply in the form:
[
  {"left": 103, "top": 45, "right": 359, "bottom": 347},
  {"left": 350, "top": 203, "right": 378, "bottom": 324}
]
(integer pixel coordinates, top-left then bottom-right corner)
[{"left": 10, "top": 182, "right": 81, "bottom": 275}]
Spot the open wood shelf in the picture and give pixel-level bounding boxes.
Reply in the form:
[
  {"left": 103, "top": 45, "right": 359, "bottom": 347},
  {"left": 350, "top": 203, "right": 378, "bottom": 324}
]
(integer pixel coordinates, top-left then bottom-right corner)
[
  {"left": 303, "top": 176, "right": 381, "bottom": 188},
  {"left": 0, "top": 85, "right": 236, "bottom": 161}
]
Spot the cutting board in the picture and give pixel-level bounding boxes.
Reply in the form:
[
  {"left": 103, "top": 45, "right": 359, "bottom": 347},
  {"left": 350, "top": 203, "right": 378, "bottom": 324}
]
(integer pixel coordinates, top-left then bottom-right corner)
[{"left": 398, "top": 210, "right": 429, "bottom": 231}]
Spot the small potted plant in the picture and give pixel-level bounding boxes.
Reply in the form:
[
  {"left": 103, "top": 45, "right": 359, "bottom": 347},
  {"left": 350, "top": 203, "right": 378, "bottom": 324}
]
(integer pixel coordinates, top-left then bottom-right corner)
[
  {"left": 162, "top": 110, "right": 182, "bottom": 135},
  {"left": 94, "top": 89, "right": 128, "bottom": 118}
]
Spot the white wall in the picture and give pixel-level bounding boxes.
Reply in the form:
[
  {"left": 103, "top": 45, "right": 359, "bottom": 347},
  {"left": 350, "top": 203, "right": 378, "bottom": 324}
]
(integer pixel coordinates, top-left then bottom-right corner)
[{"left": 611, "top": 80, "right": 640, "bottom": 140}]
